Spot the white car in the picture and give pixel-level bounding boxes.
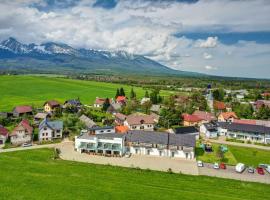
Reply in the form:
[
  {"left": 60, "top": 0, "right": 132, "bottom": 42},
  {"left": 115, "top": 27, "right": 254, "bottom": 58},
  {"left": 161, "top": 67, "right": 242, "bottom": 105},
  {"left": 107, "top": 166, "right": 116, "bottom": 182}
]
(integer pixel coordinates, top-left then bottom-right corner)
[
  {"left": 125, "top": 152, "right": 131, "bottom": 158},
  {"left": 265, "top": 165, "right": 270, "bottom": 174},
  {"left": 213, "top": 163, "right": 219, "bottom": 169},
  {"left": 235, "top": 163, "right": 245, "bottom": 173},
  {"left": 22, "top": 143, "right": 32, "bottom": 147},
  {"left": 197, "top": 160, "right": 204, "bottom": 167}
]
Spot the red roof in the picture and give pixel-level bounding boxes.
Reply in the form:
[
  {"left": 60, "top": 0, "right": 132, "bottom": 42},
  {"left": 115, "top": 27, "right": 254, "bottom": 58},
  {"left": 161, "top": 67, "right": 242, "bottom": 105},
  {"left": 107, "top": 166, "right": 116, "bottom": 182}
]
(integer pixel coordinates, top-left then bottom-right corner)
[
  {"left": 219, "top": 112, "right": 238, "bottom": 120},
  {"left": 11, "top": 119, "right": 33, "bottom": 136},
  {"left": 115, "top": 125, "right": 129, "bottom": 134},
  {"left": 0, "top": 126, "right": 9, "bottom": 137},
  {"left": 13, "top": 106, "right": 33, "bottom": 114},
  {"left": 116, "top": 96, "right": 126, "bottom": 102},
  {"left": 44, "top": 100, "right": 60, "bottom": 108},
  {"left": 214, "top": 101, "right": 226, "bottom": 110},
  {"left": 262, "top": 92, "right": 270, "bottom": 97},
  {"left": 182, "top": 113, "right": 201, "bottom": 123},
  {"left": 193, "top": 110, "right": 216, "bottom": 121},
  {"left": 233, "top": 119, "right": 257, "bottom": 125}
]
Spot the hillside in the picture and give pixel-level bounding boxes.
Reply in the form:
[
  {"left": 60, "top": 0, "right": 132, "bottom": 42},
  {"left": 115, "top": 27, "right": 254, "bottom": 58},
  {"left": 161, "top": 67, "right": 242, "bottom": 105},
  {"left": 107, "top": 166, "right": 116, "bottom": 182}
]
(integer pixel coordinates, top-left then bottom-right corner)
[
  {"left": 0, "top": 37, "right": 201, "bottom": 76},
  {"left": 0, "top": 75, "right": 174, "bottom": 111}
]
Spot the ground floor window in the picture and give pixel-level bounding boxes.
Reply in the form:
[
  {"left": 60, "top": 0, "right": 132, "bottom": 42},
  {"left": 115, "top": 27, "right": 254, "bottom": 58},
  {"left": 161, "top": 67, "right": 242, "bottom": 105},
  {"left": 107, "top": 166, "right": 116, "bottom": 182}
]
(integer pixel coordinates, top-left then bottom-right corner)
[
  {"left": 159, "top": 150, "right": 162, "bottom": 156},
  {"left": 171, "top": 152, "right": 175, "bottom": 157},
  {"left": 147, "top": 149, "right": 150, "bottom": 155}
]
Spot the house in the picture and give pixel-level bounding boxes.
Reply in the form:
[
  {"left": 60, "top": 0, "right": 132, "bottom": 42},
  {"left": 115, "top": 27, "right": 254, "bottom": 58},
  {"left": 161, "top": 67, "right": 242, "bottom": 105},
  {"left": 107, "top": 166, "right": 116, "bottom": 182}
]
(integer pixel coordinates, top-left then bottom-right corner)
[
  {"left": 150, "top": 104, "right": 161, "bottom": 113},
  {"left": 0, "top": 125, "right": 9, "bottom": 145},
  {"left": 193, "top": 110, "right": 216, "bottom": 122},
  {"left": 125, "top": 130, "right": 195, "bottom": 159},
  {"left": 182, "top": 113, "right": 202, "bottom": 127},
  {"left": 114, "top": 113, "right": 127, "bottom": 125},
  {"left": 254, "top": 100, "right": 270, "bottom": 110},
  {"left": 214, "top": 101, "right": 226, "bottom": 112},
  {"left": 200, "top": 122, "right": 218, "bottom": 138},
  {"left": 217, "top": 122, "right": 270, "bottom": 144},
  {"left": 34, "top": 112, "right": 49, "bottom": 124},
  {"left": 44, "top": 100, "right": 61, "bottom": 113},
  {"left": 88, "top": 126, "right": 115, "bottom": 135},
  {"left": 38, "top": 119, "right": 63, "bottom": 141},
  {"left": 13, "top": 106, "right": 33, "bottom": 117},
  {"left": 115, "top": 96, "right": 127, "bottom": 106},
  {"left": 107, "top": 102, "right": 122, "bottom": 114},
  {"left": 141, "top": 97, "right": 151, "bottom": 105},
  {"left": 173, "top": 126, "right": 199, "bottom": 140},
  {"left": 10, "top": 119, "right": 33, "bottom": 145},
  {"left": 75, "top": 132, "right": 125, "bottom": 156},
  {"left": 218, "top": 112, "right": 238, "bottom": 122},
  {"left": 262, "top": 92, "right": 270, "bottom": 99},
  {"left": 94, "top": 97, "right": 107, "bottom": 108},
  {"left": 63, "top": 99, "right": 82, "bottom": 111},
  {"left": 124, "top": 113, "right": 155, "bottom": 131},
  {"left": 115, "top": 125, "right": 129, "bottom": 134},
  {"left": 79, "top": 115, "right": 97, "bottom": 129}
]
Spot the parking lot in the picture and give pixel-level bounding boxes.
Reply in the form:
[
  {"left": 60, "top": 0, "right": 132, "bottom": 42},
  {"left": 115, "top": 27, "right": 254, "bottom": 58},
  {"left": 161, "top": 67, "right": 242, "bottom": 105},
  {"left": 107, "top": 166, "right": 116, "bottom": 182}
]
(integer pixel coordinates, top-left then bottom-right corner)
[{"left": 198, "top": 163, "right": 270, "bottom": 184}]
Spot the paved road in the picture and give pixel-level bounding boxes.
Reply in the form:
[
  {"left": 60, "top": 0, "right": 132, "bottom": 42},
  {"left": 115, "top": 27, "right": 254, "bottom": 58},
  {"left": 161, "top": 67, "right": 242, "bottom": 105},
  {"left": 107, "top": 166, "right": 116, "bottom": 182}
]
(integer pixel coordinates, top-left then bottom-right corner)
[
  {"left": 199, "top": 163, "right": 270, "bottom": 184},
  {"left": 0, "top": 143, "right": 59, "bottom": 153}
]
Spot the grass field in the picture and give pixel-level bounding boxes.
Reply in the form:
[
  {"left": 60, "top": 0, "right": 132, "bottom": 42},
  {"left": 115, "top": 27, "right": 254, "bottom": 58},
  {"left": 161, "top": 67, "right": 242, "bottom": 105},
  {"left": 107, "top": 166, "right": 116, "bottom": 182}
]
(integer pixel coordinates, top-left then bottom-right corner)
[
  {"left": 196, "top": 143, "right": 270, "bottom": 166},
  {"left": 0, "top": 148, "right": 269, "bottom": 200},
  {"left": 0, "top": 75, "right": 174, "bottom": 111}
]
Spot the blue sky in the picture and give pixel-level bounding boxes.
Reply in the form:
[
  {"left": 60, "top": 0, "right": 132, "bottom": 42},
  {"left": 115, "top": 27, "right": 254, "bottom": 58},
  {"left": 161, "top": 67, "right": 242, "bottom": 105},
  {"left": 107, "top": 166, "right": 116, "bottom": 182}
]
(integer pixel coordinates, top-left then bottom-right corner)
[{"left": 0, "top": 0, "right": 270, "bottom": 78}]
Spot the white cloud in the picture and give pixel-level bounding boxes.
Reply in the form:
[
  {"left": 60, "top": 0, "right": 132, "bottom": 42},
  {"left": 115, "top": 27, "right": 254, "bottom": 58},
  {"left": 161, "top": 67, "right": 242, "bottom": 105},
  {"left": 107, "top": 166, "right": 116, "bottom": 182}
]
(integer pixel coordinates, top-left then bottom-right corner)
[
  {"left": 205, "top": 65, "right": 217, "bottom": 70},
  {"left": 203, "top": 52, "right": 213, "bottom": 59},
  {"left": 197, "top": 37, "right": 218, "bottom": 48}
]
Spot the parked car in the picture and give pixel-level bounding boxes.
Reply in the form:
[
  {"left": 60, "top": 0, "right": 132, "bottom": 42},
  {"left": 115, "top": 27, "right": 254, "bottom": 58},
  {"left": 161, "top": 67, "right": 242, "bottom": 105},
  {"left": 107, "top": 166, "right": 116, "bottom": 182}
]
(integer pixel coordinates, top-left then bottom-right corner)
[
  {"left": 197, "top": 160, "right": 204, "bottom": 167},
  {"left": 213, "top": 162, "right": 219, "bottom": 169},
  {"left": 247, "top": 166, "right": 255, "bottom": 173},
  {"left": 22, "top": 143, "right": 32, "bottom": 147},
  {"left": 265, "top": 165, "right": 270, "bottom": 174},
  {"left": 124, "top": 152, "right": 131, "bottom": 158},
  {"left": 220, "top": 163, "right": 226, "bottom": 169},
  {"left": 235, "top": 163, "right": 245, "bottom": 173},
  {"left": 258, "top": 164, "right": 268, "bottom": 169},
  {"left": 257, "top": 167, "right": 265, "bottom": 175}
]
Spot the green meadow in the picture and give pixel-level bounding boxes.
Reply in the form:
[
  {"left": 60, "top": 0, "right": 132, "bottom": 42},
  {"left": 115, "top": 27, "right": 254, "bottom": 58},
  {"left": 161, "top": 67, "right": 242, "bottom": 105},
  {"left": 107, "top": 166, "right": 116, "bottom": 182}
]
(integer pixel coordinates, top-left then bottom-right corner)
[
  {"left": 0, "top": 75, "right": 174, "bottom": 111},
  {"left": 0, "top": 148, "right": 269, "bottom": 200}
]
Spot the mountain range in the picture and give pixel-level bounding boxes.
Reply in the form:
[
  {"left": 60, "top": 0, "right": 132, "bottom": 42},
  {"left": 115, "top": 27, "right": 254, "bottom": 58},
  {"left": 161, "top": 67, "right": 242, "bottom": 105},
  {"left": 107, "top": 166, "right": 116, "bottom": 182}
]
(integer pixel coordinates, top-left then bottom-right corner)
[{"left": 0, "top": 37, "right": 202, "bottom": 76}]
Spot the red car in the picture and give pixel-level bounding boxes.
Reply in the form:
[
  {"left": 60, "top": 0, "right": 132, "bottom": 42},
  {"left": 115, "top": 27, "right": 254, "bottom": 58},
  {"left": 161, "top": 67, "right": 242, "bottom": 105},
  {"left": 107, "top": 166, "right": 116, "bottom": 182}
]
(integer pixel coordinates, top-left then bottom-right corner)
[
  {"left": 257, "top": 167, "right": 265, "bottom": 175},
  {"left": 220, "top": 163, "right": 226, "bottom": 169}
]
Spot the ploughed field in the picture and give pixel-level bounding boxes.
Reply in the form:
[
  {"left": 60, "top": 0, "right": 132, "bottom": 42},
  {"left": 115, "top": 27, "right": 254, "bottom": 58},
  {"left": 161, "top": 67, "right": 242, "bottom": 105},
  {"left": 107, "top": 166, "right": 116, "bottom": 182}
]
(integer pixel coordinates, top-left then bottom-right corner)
[
  {"left": 0, "top": 75, "right": 172, "bottom": 111},
  {"left": 0, "top": 148, "right": 269, "bottom": 200}
]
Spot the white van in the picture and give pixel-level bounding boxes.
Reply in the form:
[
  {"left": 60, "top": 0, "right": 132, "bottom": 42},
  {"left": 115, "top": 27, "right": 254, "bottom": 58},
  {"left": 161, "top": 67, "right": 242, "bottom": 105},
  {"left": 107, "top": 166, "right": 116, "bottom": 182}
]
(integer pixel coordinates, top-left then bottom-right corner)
[{"left": 235, "top": 163, "right": 245, "bottom": 173}]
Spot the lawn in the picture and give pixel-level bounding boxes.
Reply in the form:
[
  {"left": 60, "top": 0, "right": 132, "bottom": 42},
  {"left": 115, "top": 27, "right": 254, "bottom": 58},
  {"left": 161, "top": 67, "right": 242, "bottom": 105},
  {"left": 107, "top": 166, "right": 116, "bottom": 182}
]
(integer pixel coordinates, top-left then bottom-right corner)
[
  {"left": 0, "top": 149, "right": 269, "bottom": 200},
  {"left": 196, "top": 143, "right": 270, "bottom": 166},
  {"left": 0, "top": 75, "right": 174, "bottom": 111}
]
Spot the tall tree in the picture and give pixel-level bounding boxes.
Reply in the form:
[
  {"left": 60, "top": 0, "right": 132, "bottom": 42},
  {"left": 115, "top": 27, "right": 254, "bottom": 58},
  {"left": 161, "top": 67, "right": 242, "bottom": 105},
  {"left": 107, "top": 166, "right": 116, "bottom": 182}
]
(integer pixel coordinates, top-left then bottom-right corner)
[
  {"left": 102, "top": 98, "right": 111, "bottom": 112},
  {"left": 120, "top": 87, "right": 125, "bottom": 96},
  {"left": 213, "top": 89, "right": 225, "bottom": 101},
  {"left": 115, "top": 88, "right": 120, "bottom": 98},
  {"left": 130, "top": 88, "right": 136, "bottom": 99},
  {"left": 145, "top": 90, "right": 149, "bottom": 98}
]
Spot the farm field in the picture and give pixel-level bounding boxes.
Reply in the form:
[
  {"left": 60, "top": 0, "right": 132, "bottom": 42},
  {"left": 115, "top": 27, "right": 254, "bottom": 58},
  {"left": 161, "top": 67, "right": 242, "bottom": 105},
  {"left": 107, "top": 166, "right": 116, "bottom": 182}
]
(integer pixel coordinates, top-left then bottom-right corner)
[
  {"left": 0, "top": 75, "right": 175, "bottom": 111},
  {"left": 196, "top": 143, "right": 270, "bottom": 166},
  {"left": 0, "top": 148, "right": 269, "bottom": 200}
]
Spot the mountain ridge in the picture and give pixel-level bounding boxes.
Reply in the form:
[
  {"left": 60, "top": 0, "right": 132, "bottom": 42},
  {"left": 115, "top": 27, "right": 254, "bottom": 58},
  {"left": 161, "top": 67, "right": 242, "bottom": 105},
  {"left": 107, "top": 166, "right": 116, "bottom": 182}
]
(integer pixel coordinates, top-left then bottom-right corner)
[{"left": 0, "top": 37, "right": 203, "bottom": 76}]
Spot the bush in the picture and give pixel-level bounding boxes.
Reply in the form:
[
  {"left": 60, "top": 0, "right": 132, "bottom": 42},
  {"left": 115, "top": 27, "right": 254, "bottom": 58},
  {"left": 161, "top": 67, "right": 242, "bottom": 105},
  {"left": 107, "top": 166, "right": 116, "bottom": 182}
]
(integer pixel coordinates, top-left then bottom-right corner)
[
  {"left": 167, "top": 168, "right": 173, "bottom": 174},
  {"left": 226, "top": 138, "right": 245, "bottom": 143}
]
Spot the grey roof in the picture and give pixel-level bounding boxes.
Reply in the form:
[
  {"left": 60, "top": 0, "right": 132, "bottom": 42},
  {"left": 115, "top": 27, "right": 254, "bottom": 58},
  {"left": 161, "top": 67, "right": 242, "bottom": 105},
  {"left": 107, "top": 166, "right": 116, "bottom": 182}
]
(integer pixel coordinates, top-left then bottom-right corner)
[
  {"left": 39, "top": 119, "right": 63, "bottom": 130},
  {"left": 150, "top": 104, "right": 161, "bottom": 112},
  {"left": 64, "top": 99, "right": 81, "bottom": 106},
  {"left": 174, "top": 126, "right": 198, "bottom": 134},
  {"left": 88, "top": 126, "right": 114, "bottom": 131},
  {"left": 202, "top": 122, "right": 218, "bottom": 132},
  {"left": 78, "top": 133, "right": 124, "bottom": 140},
  {"left": 125, "top": 130, "right": 195, "bottom": 147},
  {"left": 217, "top": 122, "right": 270, "bottom": 134},
  {"left": 79, "top": 115, "right": 96, "bottom": 128}
]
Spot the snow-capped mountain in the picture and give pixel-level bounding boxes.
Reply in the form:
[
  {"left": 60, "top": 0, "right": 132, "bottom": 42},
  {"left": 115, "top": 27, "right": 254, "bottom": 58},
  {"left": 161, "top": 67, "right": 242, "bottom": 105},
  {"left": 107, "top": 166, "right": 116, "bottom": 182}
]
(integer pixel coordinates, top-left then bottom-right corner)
[{"left": 0, "top": 37, "right": 199, "bottom": 76}]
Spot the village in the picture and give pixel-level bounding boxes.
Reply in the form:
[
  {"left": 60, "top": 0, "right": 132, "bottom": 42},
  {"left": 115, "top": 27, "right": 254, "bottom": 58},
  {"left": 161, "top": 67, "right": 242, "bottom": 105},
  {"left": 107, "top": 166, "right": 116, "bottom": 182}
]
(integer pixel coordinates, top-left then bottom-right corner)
[{"left": 0, "top": 86, "right": 270, "bottom": 183}]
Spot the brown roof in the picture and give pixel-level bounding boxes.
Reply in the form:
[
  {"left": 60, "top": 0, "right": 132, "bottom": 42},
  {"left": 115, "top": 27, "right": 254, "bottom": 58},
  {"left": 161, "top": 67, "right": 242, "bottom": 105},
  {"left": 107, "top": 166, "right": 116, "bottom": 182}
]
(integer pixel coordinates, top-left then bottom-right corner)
[
  {"left": 115, "top": 113, "right": 127, "bottom": 121},
  {"left": 13, "top": 106, "right": 33, "bottom": 114},
  {"left": 193, "top": 110, "right": 216, "bottom": 121},
  {"left": 11, "top": 119, "right": 33, "bottom": 136},
  {"left": 182, "top": 113, "right": 201, "bottom": 123},
  {"left": 214, "top": 101, "right": 226, "bottom": 110},
  {"left": 0, "top": 126, "right": 9, "bottom": 137},
  {"left": 219, "top": 112, "right": 238, "bottom": 120},
  {"left": 44, "top": 100, "right": 60, "bottom": 108},
  {"left": 115, "top": 125, "right": 129, "bottom": 134},
  {"left": 126, "top": 114, "right": 155, "bottom": 125}
]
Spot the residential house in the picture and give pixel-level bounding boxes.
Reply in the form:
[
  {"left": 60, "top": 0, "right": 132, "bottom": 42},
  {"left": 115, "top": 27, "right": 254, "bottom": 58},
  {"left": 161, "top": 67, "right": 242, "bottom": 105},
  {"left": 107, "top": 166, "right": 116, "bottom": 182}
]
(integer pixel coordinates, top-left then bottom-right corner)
[
  {"left": 75, "top": 132, "right": 125, "bottom": 156},
  {"left": 0, "top": 125, "right": 9, "bottom": 145},
  {"left": 34, "top": 112, "right": 49, "bottom": 124},
  {"left": 214, "top": 101, "right": 226, "bottom": 112},
  {"left": 44, "top": 100, "right": 61, "bottom": 113},
  {"left": 13, "top": 106, "right": 33, "bottom": 117},
  {"left": 141, "top": 97, "right": 151, "bottom": 105},
  {"left": 124, "top": 113, "right": 155, "bottom": 131},
  {"left": 173, "top": 126, "right": 199, "bottom": 140},
  {"left": 116, "top": 96, "right": 127, "bottom": 105},
  {"left": 217, "top": 122, "right": 270, "bottom": 144},
  {"left": 254, "top": 100, "right": 270, "bottom": 110},
  {"left": 63, "top": 99, "right": 82, "bottom": 111},
  {"left": 114, "top": 113, "right": 127, "bottom": 125},
  {"left": 38, "top": 119, "right": 63, "bottom": 141},
  {"left": 88, "top": 126, "right": 115, "bottom": 135},
  {"left": 193, "top": 110, "right": 216, "bottom": 122},
  {"left": 94, "top": 97, "right": 109, "bottom": 108},
  {"left": 125, "top": 130, "right": 195, "bottom": 159},
  {"left": 218, "top": 112, "right": 238, "bottom": 122},
  {"left": 150, "top": 104, "right": 161, "bottom": 113},
  {"left": 10, "top": 119, "right": 33, "bottom": 145},
  {"left": 115, "top": 125, "right": 129, "bottom": 134},
  {"left": 107, "top": 102, "right": 121, "bottom": 114},
  {"left": 200, "top": 122, "right": 218, "bottom": 138},
  {"left": 182, "top": 113, "right": 202, "bottom": 127},
  {"left": 79, "top": 115, "right": 97, "bottom": 129}
]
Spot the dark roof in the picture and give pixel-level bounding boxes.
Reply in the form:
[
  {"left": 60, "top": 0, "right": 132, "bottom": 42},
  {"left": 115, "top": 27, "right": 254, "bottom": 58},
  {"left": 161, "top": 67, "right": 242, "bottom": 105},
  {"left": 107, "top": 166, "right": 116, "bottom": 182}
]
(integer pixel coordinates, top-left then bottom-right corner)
[
  {"left": 64, "top": 99, "right": 81, "bottom": 106},
  {"left": 88, "top": 126, "right": 114, "bottom": 131},
  {"left": 44, "top": 100, "right": 60, "bottom": 107},
  {"left": 125, "top": 130, "right": 195, "bottom": 147},
  {"left": 78, "top": 133, "right": 124, "bottom": 140},
  {"left": 202, "top": 123, "right": 218, "bottom": 132},
  {"left": 39, "top": 119, "right": 63, "bottom": 130},
  {"left": 217, "top": 122, "right": 270, "bottom": 134},
  {"left": 174, "top": 126, "right": 198, "bottom": 134}
]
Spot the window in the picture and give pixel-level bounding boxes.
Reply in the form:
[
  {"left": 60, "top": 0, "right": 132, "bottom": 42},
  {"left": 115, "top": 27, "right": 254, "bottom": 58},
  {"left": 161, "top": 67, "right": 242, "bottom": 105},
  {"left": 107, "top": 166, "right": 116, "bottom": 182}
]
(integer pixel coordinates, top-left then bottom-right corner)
[
  {"left": 46, "top": 133, "right": 48, "bottom": 136},
  {"left": 44, "top": 127, "right": 47, "bottom": 131},
  {"left": 132, "top": 126, "right": 137, "bottom": 129},
  {"left": 147, "top": 149, "right": 150, "bottom": 155},
  {"left": 135, "top": 149, "right": 138, "bottom": 154},
  {"left": 171, "top": 152, "right": 175, "bottom": 157},
  {"left": 140, "top": 126, "right": 144, "bottom": 130},
  {"left": 159, "top": 151, "right": 162, "bottom": 156},
  {"left": 42, "top": 133, "right": 45, "bottom": 136}
]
